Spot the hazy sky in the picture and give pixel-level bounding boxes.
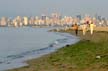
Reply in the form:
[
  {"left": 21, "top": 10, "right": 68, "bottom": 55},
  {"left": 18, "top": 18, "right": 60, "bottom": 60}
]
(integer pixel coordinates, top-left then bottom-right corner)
[{"left": 0, "top": 0, "right": 108, "bottom": 17}]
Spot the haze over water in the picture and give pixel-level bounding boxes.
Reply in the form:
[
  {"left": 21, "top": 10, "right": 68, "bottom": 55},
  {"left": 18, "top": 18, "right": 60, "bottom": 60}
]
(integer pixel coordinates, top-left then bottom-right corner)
[{"left": 0, "top": 0, "right": 108, "bottom": 18}]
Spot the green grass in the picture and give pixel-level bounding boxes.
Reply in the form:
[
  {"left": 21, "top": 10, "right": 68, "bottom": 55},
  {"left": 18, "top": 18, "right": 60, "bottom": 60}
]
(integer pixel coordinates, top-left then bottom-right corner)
[{"left": 38, "top": 31, "right": 108, "bottom": 71}]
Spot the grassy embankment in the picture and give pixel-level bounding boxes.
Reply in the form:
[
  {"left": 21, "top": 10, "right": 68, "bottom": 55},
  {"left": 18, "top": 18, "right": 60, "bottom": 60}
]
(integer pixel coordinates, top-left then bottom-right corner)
[{"left": 8, "top": 28, "right": 108, "bottom": 71}]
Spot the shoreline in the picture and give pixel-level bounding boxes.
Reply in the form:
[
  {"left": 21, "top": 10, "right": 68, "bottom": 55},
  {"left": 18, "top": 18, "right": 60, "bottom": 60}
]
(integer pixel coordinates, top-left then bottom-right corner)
[
  {"left": 5, "top": 29, "right": 79, "bottom": 71},
  {"left": 7, "top": 27, "right": 108, "bottom": 71}
]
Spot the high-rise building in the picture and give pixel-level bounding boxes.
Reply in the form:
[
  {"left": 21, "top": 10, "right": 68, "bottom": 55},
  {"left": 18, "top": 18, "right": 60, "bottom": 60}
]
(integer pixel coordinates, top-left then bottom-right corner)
[
  {"left": 23, "top": 17, "right": 28, "bottom": 26},
  {"left": 0, "top": 17, "right": 7, "bottom": 27},
  {"left": 41, "top": 14, "right": 47, "bottom": 20},
  {"left": 29, "top": 17, "right": 35, "bottom": 26},
  {"left": 76, "top": 15, "right": 81, "bottom": 20},
  {"left": 15, "top": 16, "right": 23, "bottom": 27},
  {"left": 51, "top": 13, "right": 61, "bottom": 24}
]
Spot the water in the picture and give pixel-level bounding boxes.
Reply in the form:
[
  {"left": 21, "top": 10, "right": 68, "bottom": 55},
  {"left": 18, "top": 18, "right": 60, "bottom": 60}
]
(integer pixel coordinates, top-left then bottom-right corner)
[{"left": 0, "top": 27, "right": 79, "bottom": 71}]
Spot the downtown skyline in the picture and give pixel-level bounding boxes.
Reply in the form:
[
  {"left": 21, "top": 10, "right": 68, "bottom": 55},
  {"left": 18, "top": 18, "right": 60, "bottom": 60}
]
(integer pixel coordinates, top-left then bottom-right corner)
[{"left": 0, "top": 13, "right": 108, "bottom": 27}]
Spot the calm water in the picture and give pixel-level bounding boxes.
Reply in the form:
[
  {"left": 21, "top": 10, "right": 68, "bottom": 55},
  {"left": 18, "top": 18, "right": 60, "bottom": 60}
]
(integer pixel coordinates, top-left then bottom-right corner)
[{"left": 0, "top": 27, "right": 79, "bottom": 71}]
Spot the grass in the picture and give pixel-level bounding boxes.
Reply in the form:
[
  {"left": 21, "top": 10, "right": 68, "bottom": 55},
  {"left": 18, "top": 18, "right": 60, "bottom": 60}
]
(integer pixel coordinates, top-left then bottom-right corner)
[{"left": 8, "top": 30, "right": 108, "bottom": 71}]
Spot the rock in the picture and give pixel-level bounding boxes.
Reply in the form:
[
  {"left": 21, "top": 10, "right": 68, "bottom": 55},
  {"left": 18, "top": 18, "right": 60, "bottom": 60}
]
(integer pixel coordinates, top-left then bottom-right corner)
[
  {"left": 96, "top": 56, "right": 101, "bottom": 59},
  {"left": 66, "top": 44, "right": 70, "bottom": 47},
  {"left": 54, "top": 41, "right": 59, "bottom": 44}
]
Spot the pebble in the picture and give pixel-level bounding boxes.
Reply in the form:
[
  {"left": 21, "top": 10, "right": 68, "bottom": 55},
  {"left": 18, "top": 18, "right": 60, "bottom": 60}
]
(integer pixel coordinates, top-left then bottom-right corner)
[{"left": 96, "top": 56, "right": 101, "bottom": 59}]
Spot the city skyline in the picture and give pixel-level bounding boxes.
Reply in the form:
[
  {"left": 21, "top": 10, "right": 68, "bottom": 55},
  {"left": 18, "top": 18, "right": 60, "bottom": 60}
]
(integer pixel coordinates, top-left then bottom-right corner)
[
  {"left": 0, "top": 13, "right": 108, "bottom": 27},
  {"left": 0, "top": 0, "right": 108, "bottom": 18}
]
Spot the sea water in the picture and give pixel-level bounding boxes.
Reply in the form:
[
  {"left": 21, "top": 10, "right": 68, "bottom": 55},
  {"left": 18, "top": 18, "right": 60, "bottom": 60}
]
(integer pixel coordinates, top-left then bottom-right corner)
[{"left": 0, "top": 27, "right": 79, "bottom": 71}]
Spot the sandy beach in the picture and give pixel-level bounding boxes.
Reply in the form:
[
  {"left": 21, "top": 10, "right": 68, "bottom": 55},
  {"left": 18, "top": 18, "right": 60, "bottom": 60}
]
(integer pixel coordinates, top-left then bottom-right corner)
[{"left": 7, "top": 27, "right": 108, "bottom": 71}]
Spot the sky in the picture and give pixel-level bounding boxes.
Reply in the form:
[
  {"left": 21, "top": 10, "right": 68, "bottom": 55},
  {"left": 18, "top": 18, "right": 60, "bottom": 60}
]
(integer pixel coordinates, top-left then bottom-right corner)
[{"left": 0, "top": 0, "right": 108, "bottom": 18}]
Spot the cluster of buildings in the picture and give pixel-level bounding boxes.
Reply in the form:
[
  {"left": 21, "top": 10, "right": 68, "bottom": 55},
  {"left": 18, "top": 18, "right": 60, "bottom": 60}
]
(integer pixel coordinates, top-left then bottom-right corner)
[{"left": 0, "top": 13, "right": 108, "bottom": 27}]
